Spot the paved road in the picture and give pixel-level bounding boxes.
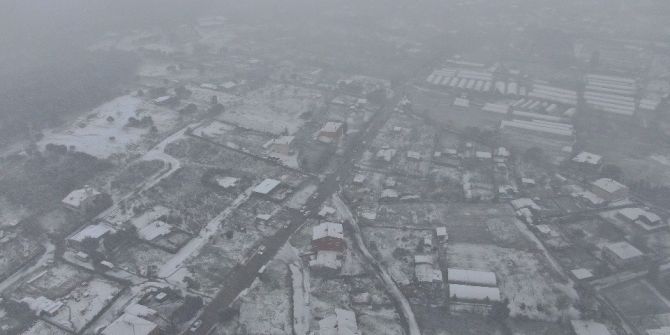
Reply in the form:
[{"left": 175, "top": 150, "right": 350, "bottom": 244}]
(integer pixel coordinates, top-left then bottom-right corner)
[{"left": 190, "top": 102, "right": 393, "bottom": 335}]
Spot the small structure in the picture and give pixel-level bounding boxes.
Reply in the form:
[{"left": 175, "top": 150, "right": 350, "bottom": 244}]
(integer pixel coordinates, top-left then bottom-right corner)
[
  {"left": 253, "top": 178, "right": 281, "bottom": 196},
  {"left": 318, "top": 122, "right": 345, "bottom": 143},
  {"left": 67, "top": 223, "right": 113, "bottom": 249},
  {"left": 407, "top": 151, "right": 421, "bottom": 161},
  {"left": 436, "top": 227, "right": 448, "bottom": 241},
  {"left": 571, "top": 152, "right": 603, "bottom": 172},
  {"left": 475, "top": 151, "right": 492, "bottom": 160},
  {"left": 62, "top": 185, "right": 102, "bottom": 214},
  {"left": 448, "top": 284, "right": 501, "bottom": 303},
  {"left": 591, "top": 178, "right": 628, "bottom": 202},
  {"left": 20, "top": 296, "right": 64, "bottom": 317},
  {"left": 319, "top": 308, "right": 360, "bottom": 335},
  {"left": 617, "top": 207, "right": 666, "bottom": 231},
  {"left": 312, "top": 222, "right": 345, "bottom": 251},
  {"left": 380, "top": 189, "right": 399, "bottom": 201},
  {"left": 352, "top": 174, "right": 367, "bottom": 185},
  {"left": 268, "top": 135, "right": 295, "bottom": 155},
  {"left": 569, "top": 320, "right": 612, "bottom": 335},
  {"left": 570, "top": 268, "right": 594, "bottom": 281},
  {"left": 215, "top": 176, "right": 240, "bottom": 189},
  {"left": 453, "top": 97, "right": 470, "bottom": 108},
  {"left": 376, "top": 148, "right": 397, "bottom": 162},
  {"left": 124, "top": 303, "right": 158, "bottom": 319},
  {"left": 318, "top": 206, "right": 336, "bottom": 218},
  {"left": 602, "top": 241, "right": 644, "bottom": 268},
  {"left": 102, "top": 313, "right": 159, "bottom": 335},
  {"left": 447, "top": 268, "right": 497, "bottom": 287}
]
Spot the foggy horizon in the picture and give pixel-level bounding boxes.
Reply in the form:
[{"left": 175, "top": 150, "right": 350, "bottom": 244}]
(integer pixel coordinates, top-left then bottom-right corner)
[{"left": 0, "top": 1, "right": 669, "bottom": 335}]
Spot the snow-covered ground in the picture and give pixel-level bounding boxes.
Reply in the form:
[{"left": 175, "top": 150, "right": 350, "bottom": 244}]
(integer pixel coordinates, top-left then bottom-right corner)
[
  {"left": 218, "top": 84, "right": 322, "bottom": 135},
  {"left": 49, "top": 278, "right": 123, "bottom": 333},
  {"left": 158, "top": 186, "right": 253, "bottom": 282},
  {"left": 446, "top": 242, "right": 579, "bottom": 321},
  {"left": 38, "top": 95, "right": 179, "bottom": 159}
]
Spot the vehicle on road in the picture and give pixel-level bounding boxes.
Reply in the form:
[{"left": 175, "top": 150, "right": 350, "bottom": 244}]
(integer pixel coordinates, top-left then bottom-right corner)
[
  {"left": 257, "top": 245, "right": 266, "bottom": 255},
  {"left": 189, "top": 319, "right": 203, "bottom": 333}
]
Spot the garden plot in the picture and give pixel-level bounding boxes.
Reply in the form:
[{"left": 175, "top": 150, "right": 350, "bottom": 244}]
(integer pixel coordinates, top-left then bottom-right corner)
[
  {"left": 184, "top": 202, "right": 284, "bottom": 296},
  {"left": 446, "top": 243, "right": 578, "bottom": 321},
  {"left": 414, "top": 306, "right": 502, "bottom": 335},
  {"left": 602, "top": 278, "right": 670, "bottom": 319},
  {"left": 142, "top": 165, "right": 239, "bottom": 233},
  {"left": 233, "top": 246, "right": 299, "bottom": 335},
  {"left": 361, "top": 226, "right": 430, "bottom": 285},
  {"left": 165, "top": 138, "right": 307, "bottom": 188},
  {"left": 309, "top": 276, "right": 399, "bottom": 330},
  {"left": 20, "top": 320, "right": 69, "bottom": 335},
  {"left": 183, "top": 86, "right": 240, "bottom": 110},
  {"left": 110, "top": 242, "right": 174, "bottom": 277},
  {"left": 218, "top": 84, "right": 323, "bottom": 135},
  {"left": 17, "top": 263, "right": 91, "bottom": 300},
  {"left": 0, "top": 234, "right": 45, "bottom": 281},
  {"left": 48, "top": 277, "right": 123, "bottom": 333},
  {"left": 38, "top": 95, "right": 180, "bottom": 159}
]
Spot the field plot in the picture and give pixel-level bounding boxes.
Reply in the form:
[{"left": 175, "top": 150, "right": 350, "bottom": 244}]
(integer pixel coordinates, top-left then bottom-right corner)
[
  {"left": 193, "top": 120, "right": 274, "bottom": 154},
  {"left": 38, "top": 95, "right": 180, "bottom": 159},
  {"left": 414, "top": 306, "right": 502, "bottom": 335},
  {"left": 410, "top": 85, "right": 505, "bottom": 129},
  {"left": 0, "top": 234, "right": 45, "bottom": 281},
  {"left": 20, "top": 320, "right": 69, "bottom": 335},
  {"left": 14, "top": 263, "right": 124, "bottom": 333},
  {"left": 602, "top": 279, "right": 670, "bottom": 327},
  {"left": 218, "top": 84, "right": 323, "bottom": 135},
  {"left": 446, "top": 243, "right": 578, "bottom": 320},
  {"left": 142, "top": 165, "right": 239, "bottom": 234},
  {"left": 110, "top": 242, "right": 174, "bottom": 276},
  {"left": 185, "top": 200, "right": 285, "bottom": 296},
  {"left": 49, "top": 277, "right": 123, "bottom": 333},
  {"left": 232, "top": 246, "right": 296, "bottom": 335},
  {"left": 165, "top": 138, "right": 307, "bottom": 188}
]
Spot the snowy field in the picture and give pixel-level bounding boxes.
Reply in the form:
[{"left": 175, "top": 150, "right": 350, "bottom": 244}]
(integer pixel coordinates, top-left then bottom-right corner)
[
  {"left": 218, "top": 84, "right": 322, "bottom": 135},
  {"left": 446, "top": 242, "right": 579, "bottom": 321},
  {"left": 38, "top": 95, "right": 180, "bottom": 159}
]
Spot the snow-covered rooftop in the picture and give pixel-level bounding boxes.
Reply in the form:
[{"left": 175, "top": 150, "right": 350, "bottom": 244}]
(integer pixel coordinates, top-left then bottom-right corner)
[
  {"left": 253, "top": 178, "right": 281, "bottom": 195},
  {"left": 69, "top": 223, "right": 113, "bottom": 243},
  {"left": 592, "top": 178, "right": 627, "bottom": 194},
  {"left": 313, "top": 222, "right": 344, "bottom": 240},
  {"left": 571, "top": 268, "right": 594, "bottom": 280},
  {"left": 447, "top": 268, "right": 497, "bottom": 287},
  {"left": 62, "top": 185, "right": 101, "bottom": 208},
  {"left": 138, "top": 220, "right": 172, "bottom": 241},
  {"left": 572, "top": 151, "right": 603, "bottom": 165},
  {"left": 449, "top": 284, "right": 501, "bottom": 302},
  {"left": 604, "top": 241, "right": 644, "bottom": 260}
]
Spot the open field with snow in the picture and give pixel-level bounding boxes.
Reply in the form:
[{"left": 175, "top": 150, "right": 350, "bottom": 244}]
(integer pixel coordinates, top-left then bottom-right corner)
[
  {"left": 38, "top": 95, "right": 180, "bottom": 159},
  {"left": 218, "top": 84, "right": 323, "bottom": 135},
  {"left": 446, "top": 242, "right": 578, "bottom": 320}
]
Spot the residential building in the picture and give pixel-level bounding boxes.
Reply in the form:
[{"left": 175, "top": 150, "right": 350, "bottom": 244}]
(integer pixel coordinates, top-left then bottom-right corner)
[
  {"left": 448, "top": 284, "right": 501, "bottom": 303},
  {"left": 318, "top": 121, "right": 345, "bottom": 143},
  {"left": 447, "top": 268, "right": 497, "bottom": 287},
  {"left": 253, "top": 178, "right": 281, "bottom": 196},
  {"left": 62, "top": 185, "right": 103, "bottom": 214},
  {"left": 602, "top": 241, "right": 645, "bottom": 268},
  {"left": 312, "top": 222, "right": 345, "bottom": 251},
  {"left": 590, "top": 178, "right": 628, "bottom": 202}
]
